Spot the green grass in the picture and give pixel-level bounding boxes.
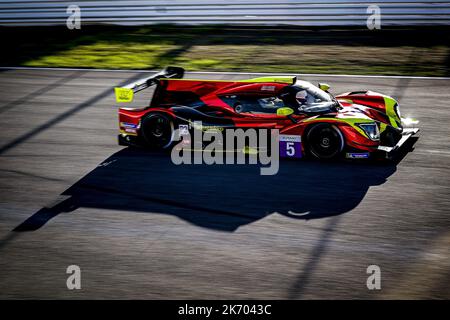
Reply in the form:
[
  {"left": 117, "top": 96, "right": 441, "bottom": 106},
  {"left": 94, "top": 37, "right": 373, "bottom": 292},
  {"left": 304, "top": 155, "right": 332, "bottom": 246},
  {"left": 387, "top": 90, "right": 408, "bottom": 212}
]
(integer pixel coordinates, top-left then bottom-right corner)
[{"left": 3, "top": 25, "right": 450, "bottom": 76}]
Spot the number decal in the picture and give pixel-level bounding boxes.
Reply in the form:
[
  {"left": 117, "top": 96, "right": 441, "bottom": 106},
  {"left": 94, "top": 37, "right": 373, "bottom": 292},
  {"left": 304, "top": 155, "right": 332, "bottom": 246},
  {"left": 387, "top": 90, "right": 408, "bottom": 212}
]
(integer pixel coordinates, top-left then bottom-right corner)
[
  {"left": 280, "top": 135, "right": 302, "bottom": 158},
  {"left": 286, "top": 142, "right": 295, "bottom": 156}
]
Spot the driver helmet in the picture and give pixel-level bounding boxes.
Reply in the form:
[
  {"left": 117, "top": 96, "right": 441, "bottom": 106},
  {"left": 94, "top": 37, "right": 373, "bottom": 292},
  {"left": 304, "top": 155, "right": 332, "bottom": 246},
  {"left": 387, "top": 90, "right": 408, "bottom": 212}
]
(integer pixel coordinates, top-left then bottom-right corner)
[{"left": 295, "top": 90, "right": 308, "bottom": 105}]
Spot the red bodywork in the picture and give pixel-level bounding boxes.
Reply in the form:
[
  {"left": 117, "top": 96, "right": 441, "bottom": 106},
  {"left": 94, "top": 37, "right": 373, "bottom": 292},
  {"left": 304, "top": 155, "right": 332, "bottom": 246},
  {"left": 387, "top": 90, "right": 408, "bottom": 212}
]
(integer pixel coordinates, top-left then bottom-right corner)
[{"left": 118, "top": 78, "right": 397, "bottom": 155}]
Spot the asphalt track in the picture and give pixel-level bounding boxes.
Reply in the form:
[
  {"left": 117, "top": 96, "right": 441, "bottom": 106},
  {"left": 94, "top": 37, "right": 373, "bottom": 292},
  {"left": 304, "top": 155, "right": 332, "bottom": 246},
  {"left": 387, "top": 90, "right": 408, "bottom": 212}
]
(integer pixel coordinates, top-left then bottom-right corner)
[{"left": 0, "top": 69, "right": 449, "bottom": 299}]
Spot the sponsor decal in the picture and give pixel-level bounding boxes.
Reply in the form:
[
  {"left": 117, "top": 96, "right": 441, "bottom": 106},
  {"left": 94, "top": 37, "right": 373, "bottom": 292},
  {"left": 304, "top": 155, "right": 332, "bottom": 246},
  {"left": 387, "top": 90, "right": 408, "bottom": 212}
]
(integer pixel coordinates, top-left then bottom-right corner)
[
  {"left": 120, "top": 122, "right": 138, "bottom": 129},
  {"left": 190, "top": 121, "right": 224, "bottom": 132},
  {"left": 179, "top": 124, "right": 189, "bottom": 136},
  {"left": 280, "top": 135, "right": 301, "bottom": 143},
  {"left": 346, "top": 152, "right": 370, "bottom": 159},
  {"left": 261, "top": 85, "right": 276, "bottom": 91},
  {"left": 279, "top": 135, "right": 302, "bottom": 158}
]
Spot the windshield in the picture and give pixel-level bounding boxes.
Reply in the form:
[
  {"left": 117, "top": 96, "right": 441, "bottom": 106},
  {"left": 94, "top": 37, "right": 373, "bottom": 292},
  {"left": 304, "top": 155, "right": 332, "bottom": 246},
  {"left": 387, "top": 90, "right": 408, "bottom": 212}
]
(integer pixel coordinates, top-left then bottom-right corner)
[
  {"left": 277, "top": 80, "right": 335, "bottom": 114},
  {"left": 292, "top": 80, "right": 332, "bottom": 103}
]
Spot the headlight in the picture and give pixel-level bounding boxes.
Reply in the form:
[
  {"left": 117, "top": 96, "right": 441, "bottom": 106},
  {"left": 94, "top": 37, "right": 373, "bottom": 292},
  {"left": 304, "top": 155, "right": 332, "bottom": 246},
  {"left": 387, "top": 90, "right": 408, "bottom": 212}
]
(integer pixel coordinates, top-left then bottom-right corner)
[{"left": 357, "top": 123, "right": 380, "bottom": 141}]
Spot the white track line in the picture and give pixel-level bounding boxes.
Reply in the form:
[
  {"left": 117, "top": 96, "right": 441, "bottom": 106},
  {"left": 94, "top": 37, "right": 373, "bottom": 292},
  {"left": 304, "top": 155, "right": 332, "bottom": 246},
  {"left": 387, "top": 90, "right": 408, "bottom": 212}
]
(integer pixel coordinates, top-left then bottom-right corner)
[
  {"left": 416, "top": 149, "right": 450, "bottom": 156},
  {"left": 1, "top": 66, "right": 450, "bottom": 80}
]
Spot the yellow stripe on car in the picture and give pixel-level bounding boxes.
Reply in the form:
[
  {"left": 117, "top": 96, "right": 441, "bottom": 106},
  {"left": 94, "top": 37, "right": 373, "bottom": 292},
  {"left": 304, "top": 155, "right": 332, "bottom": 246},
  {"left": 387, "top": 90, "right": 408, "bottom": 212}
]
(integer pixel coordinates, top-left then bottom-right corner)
[
  {"left": 302, "top": 117, "right": 375, "bottom": 139},
  {"left": 383, "top": 96, "right": 401, "bottom": 128}
]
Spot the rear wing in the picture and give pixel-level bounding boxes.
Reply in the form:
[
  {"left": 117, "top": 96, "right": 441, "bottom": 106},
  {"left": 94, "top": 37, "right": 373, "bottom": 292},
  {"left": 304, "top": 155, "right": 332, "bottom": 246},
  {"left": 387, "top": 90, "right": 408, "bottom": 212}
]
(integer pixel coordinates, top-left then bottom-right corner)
[{"left": 114, "top": 66, "right": 184, "bottom": 103}]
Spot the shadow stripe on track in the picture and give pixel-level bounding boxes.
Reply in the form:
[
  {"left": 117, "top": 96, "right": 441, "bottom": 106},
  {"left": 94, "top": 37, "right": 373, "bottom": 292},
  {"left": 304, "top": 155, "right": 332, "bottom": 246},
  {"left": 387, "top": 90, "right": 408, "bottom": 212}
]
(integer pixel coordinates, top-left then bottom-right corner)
[
  {"left": 0, "top": 71, "right": 85, "bottom": 115},
  {"left": 288, "top": 215, "right": 342, "bottom": 299},
  {"left": 0, "top": 73, "right": 142, "bottom": 156}
]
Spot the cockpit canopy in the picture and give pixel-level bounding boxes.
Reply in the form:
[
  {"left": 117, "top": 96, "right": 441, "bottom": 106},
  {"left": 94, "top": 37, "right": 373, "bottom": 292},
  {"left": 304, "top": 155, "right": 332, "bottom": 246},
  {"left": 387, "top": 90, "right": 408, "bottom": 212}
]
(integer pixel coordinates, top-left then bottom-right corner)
[
  {"left": 285, "top": 80, "right": 332, "bottom": 106},
  {"left": 219, "top": 80, "right": 335, "bottom": 115}
]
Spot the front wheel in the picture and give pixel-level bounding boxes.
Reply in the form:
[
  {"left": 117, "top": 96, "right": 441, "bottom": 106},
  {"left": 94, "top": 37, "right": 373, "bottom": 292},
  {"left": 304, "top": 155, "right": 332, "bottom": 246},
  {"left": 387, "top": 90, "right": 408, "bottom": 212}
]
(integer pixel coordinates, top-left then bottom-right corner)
[
  {"left": 305, "top": 123, "right": 344, "bottom": 160},
  {"left": 141, "top": 114, "right": 174, "bottom": 149}
]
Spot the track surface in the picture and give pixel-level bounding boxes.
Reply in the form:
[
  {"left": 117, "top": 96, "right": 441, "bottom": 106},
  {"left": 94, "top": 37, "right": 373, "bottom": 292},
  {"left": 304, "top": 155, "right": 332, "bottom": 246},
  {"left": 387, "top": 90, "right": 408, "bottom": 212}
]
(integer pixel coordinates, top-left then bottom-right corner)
[{"left": 0, "top": 69, "right": 449, "bottom": 299}]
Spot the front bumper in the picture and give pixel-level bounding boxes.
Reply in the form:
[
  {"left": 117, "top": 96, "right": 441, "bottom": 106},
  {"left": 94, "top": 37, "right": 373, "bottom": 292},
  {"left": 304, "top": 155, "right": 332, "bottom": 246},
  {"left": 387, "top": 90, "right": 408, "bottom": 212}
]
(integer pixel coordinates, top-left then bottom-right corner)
[{"left": 377, "top": 127, "right": 419, "bottom": 153}]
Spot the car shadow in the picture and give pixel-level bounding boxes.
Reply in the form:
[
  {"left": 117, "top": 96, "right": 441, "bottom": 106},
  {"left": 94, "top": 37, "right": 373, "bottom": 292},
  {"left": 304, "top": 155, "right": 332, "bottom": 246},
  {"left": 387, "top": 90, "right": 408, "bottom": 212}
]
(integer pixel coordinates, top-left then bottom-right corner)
[{"left": 13, "top": 138, "right": 417, "bottom": 232}]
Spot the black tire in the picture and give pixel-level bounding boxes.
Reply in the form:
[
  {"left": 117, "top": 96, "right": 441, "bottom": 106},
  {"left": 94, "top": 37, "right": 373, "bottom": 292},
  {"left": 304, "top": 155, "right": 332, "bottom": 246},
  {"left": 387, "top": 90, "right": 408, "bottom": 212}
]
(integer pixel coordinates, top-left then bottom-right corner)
[
  {"left": 141, "top": 114, "right": 174, "bottom": 149},
  {"left": 380, "top": 127, "right": 401, "bottom": 147},
  {"left": 305, "top": 123, "right": 344, "bottom": 160}
]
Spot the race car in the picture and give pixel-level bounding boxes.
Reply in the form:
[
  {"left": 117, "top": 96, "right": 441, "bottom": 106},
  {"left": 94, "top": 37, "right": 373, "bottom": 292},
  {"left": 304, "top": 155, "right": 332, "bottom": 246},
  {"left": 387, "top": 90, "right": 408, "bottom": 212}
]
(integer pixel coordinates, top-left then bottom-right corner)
[{"left": 115, "top": 66, "right": 419, "bottom": 160}]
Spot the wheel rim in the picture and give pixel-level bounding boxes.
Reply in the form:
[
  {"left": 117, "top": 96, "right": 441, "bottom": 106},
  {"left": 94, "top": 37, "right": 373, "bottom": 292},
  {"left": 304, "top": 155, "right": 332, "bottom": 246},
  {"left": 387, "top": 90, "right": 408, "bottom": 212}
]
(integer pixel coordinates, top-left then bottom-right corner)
[
  {"left": 151, "top": 119, "right": 165, "bottom": 137},
  {"left": 307, "top": 125, "right": 343, "bottom": 159},
  {"left": 143, "top": 115, "right": 173, "bottom": 149}
]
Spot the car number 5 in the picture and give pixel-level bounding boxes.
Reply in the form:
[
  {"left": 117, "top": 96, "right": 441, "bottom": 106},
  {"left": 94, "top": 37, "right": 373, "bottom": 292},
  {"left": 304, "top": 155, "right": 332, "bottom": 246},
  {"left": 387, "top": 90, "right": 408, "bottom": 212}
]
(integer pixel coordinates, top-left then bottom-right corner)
[
  {"left": 286, "top": 142, "right": 295, "bottom": 156},
  {"left": 279, "top": 134, "right": 302, "bottom": 159}
]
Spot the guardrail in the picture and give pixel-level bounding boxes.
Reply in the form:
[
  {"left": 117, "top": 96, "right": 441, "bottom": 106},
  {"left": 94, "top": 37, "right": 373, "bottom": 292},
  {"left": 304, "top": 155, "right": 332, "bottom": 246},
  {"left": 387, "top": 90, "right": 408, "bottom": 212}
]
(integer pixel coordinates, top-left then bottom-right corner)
[{"left": 1, "top": 0, "right": 450, "bottom": 26}]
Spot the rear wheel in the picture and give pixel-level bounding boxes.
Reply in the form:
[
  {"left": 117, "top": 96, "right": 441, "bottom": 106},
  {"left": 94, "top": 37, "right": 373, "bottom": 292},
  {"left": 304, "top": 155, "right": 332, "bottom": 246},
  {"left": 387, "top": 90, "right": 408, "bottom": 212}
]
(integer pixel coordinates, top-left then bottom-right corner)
[
  {"left": 305, "top": 123, "right": 344, "bottom": 160},
  {"left": 141, "top": 114, "right": 174, "bottom": 149}
]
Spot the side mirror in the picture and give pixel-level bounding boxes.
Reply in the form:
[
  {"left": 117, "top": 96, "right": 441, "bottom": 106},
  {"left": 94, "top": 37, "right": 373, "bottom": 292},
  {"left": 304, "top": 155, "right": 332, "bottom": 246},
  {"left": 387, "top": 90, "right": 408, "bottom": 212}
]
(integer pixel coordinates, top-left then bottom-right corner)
[
  {"left": 277, "top": 107, "right": 294, "bottom": 116},
  {"left": 318, "top": 83, "right": 330, "bottom": 92}
]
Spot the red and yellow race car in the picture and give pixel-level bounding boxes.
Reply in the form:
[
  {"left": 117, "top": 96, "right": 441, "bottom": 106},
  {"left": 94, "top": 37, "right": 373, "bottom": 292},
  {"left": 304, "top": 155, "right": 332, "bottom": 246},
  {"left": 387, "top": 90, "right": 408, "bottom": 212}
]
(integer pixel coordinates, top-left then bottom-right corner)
[{"left": 115, "top": 66, "right": 419, "bottom": 160}]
